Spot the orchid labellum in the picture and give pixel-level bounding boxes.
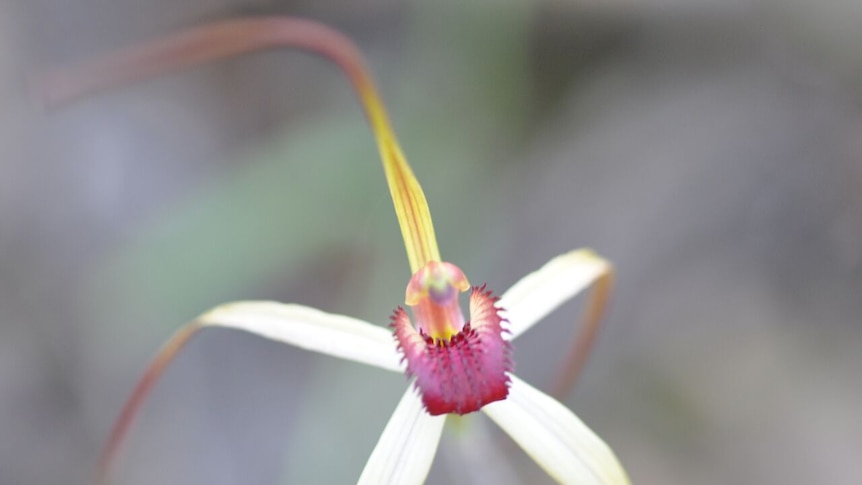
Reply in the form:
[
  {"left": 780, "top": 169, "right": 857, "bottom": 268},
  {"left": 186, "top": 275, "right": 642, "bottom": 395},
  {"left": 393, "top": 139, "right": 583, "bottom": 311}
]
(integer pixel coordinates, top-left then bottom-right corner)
[{"left": 39, "top": 17, "right": 630, "bottom": 484}]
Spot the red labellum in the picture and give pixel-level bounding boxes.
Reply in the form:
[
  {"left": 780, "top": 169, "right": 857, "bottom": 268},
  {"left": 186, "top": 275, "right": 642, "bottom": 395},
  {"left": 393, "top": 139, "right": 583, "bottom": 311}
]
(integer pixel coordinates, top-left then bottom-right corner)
[{"left": 392, "top": 285, "right": 512, "bottom": 415}]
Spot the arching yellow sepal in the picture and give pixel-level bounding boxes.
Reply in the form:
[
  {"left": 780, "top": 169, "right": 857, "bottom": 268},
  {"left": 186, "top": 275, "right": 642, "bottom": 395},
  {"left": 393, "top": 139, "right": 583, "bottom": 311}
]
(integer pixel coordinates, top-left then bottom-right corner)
[
  {"left": 352, "top": 77, "right": 441, "bottom": 273},
  {"left": 35, "top": 17, "right": 441, "bottom": 275}
]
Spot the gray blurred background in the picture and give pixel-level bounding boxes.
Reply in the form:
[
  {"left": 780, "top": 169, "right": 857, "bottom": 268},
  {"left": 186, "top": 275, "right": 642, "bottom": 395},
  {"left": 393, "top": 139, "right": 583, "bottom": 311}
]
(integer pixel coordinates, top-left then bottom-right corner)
[{"left": 3, "top": 0, "right": 862, "bottom": 484}]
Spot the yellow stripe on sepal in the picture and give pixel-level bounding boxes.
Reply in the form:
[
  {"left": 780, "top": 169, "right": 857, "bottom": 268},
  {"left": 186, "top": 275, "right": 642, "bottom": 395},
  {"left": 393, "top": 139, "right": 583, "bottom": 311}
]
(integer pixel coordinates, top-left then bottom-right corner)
[{"left": 354, "top": 79, "right": 441, "bottom": 273}]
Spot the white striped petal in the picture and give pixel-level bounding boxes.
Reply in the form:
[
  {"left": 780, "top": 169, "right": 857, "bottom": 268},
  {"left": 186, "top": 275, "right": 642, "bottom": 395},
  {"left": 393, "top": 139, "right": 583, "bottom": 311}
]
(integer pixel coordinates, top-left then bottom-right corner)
[
  {"left": 499, "top": 249, "right": 610, "bottom": 340},
  {"left": 358, "top": 387, "right": 446, "bottom": 485},
  {"left": 197, "top": 301, "right": 403, "bottom": 372},
  {"left": 482, "top": 374, "right": 629, "bottom": 485}
]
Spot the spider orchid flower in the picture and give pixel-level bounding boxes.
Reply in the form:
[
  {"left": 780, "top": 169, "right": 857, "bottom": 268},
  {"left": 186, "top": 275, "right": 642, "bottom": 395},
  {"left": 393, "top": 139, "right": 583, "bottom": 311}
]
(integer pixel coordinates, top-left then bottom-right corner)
[{"left": 39, "top": 17, "right": 630, "bottom": 484}]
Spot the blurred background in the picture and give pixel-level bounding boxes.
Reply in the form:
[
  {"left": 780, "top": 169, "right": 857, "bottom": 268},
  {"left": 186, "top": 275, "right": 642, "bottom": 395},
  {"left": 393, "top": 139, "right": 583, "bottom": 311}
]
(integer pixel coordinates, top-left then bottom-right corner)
[{"left": 3, "top": 0, "right": 862, "bottom": 483}]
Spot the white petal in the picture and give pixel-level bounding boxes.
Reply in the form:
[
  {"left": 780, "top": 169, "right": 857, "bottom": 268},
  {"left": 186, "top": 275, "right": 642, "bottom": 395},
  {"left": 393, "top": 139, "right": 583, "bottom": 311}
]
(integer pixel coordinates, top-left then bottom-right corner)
[
  {"left": 482, "top": 375, "right": 629, "bottom": 485},
  {"left": 358, "top": 387, "right": 446, "bottom": 485},
  {"left": 197, "top": 301, "right": 403, "bottom": 372},
  {"left": 499, "top": 249, "right": 610, "bottom": 340}
]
